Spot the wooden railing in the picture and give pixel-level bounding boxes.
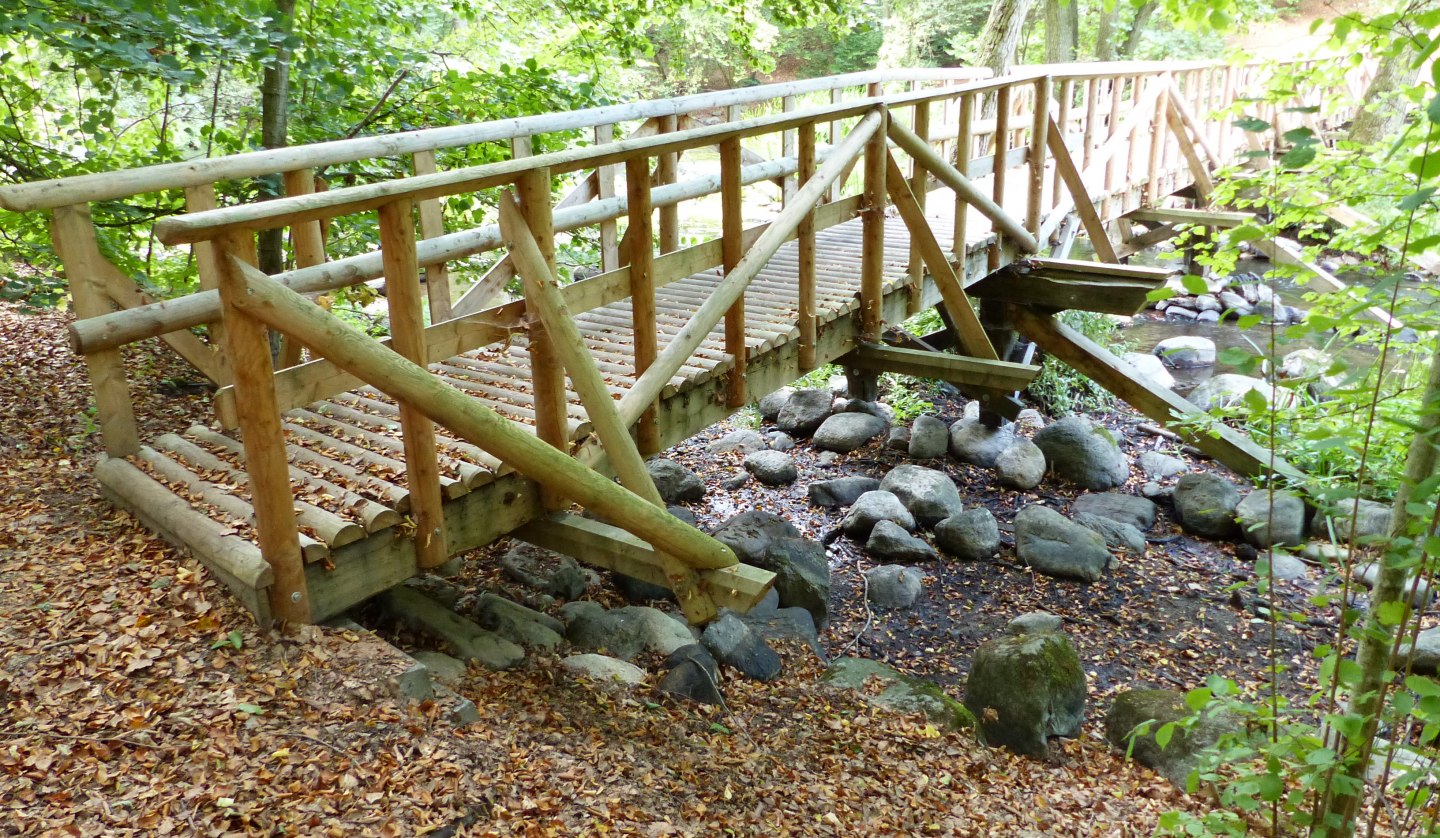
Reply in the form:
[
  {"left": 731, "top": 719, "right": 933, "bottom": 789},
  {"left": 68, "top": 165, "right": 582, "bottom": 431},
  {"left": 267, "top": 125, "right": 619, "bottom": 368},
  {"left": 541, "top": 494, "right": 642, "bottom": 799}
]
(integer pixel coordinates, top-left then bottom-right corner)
[{"left": 0, "top": 57, "right": 1365, "bottom": 623}]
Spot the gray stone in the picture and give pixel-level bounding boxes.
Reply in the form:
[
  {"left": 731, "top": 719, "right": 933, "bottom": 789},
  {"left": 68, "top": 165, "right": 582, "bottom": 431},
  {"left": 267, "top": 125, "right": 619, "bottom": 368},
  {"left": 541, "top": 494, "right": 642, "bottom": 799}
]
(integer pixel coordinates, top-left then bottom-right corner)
[
  {"left": 712, "top": 510, "right": 801, "bottom": 563},
  {"left": 962, "top": 400, "right": 981, "bottom": 421},
  {"left": 1070, "top": 492, "right": 1158, "bottom": 531},
  {"left": 667, "top": 505, "right": 698, "bottom": 527},
  {"left": 808, "top": 476, "right": 881, "bottom": 509},
  {"left": 965, "top": 629, "right": 1087, "bottom": 757},
  {"left": 865, "top": 565, "right": 924, "bottom": 609},
  {"left": 841, "top": 491, "right": 915, "bottom": 540},
  {"left": 935, "top": 508, "right": 1000, "bottom": 561},
  {"left": 1263, "top": 551, "right": 1309, "bottom": 581},
  {"left": 1033, "top": 416, "right": 1130, "bottom": 491},
  {"left": 1236, "top": 489, "right": 1307, "bottom": 548},
  {"left": 612, "top": 571, "right": 673, "bottom": 604},
  {"left": 1197, "top": 310, "right": 1221, "bottom": 323},
  {"left": 474, "top": 593, "right": 565, "bottom": 651},
  {"left": 908, "top": 415, "right": 950, "bottom": 459},
  {"left": 1172, "top": 473, "right": 1241, "bottom": 539},
  {"left": 1105, "top": 689, "right": 1237, "bottom": 787},
  {"left": 744, "top": 449, "right": 799, "bottom": 485},
  {"left": 561, "top": 654, "right": 647, "bottom": 687},
  {"left": 1138, "top": 451, "right": 1188, "bottom": 481},
  {"left": 413, "top": 651, "right": 467, "bottom": 688},
  {"left": 776, "top": 389, "right": 834, "bottom": 436},
  {"left": 1122, "top": 352, "right": 1177, "bottom": 390},
  {"left": 658, "top": 645, "right": 723, "bottom": 705},
  {"left": 1194, "top": 294, "right": 1222, "bottom": 313},
  {"left": 1014, "top": 505, "right": 1112, "bottom": 582},
  {"left": 995, "top": 440, "right": 1047, "bottom": 490},
  {"left": 495, "top": 544, "right": 584, "bottom": 604},
  {"left": 721, "top": 470, "right": 750, "bottom": 490},
  {"left": 560, "top": 602, "right": 695, "bottom": 660},
  {"left": 866, "top": 520, "right": 938, "bottom": 563},
  {"left": 1007, "top": 612, "right": 1063, "bottom": 635},
  {"left": 1141, "top": 481, "right": 1169, "bottom": 499},
  {"left": 707, "top": 429, "right": 767, "bottom": 455},
  {"left": 403, "top": 574, "right": 463, "bottom": 609},
  {"left": 1166, "top": 306, "right": 1199, "bottom": 321},
  {"left": 767, "top": 431, "right": 796, "bottom": 451},
  {"left": 1072, "top": 512, "right": 1146, "bottom": 555},
  {"left": 879, "top": 464, "right": 963, "bottom": 528},
  {"left": 432, "top": 556, "right": 465, "bottom": 578},
  {"left": 741, "top": 606, "right": 823, "bottom": 657},
  {"left": 702, "top": 611, "right": 782, "bottom": 681},
  {"left": 1219, "top": 290, "right": 1253, "bottom": 316},
  {"left": 829, "top": 375, "right": 851, "bottom": 397},
  {"left": 843, "top": 398, "right": 894, "bottom": 420},
  {"left": 1397, "top": 627, "right": 1440, "bottom": 675},
  {"left": 1188, "top": 374, "right": 1297, "bottom": 411},
  {"left": 755, "top": 537, "right": 832, "bottom": 629},
  {"left": 813, "top": 412, "right": 889, "bottom": 453},
  {"left": 1300, "top": 540, "right": 1350, "bottom": 566},
  {"left": 1328, "top": 499, "right": 1395, "bottom": 542},
  {"left": 759, "top": 387, "right": 795, "bottom": 422},
  {"left": 887, "top": 426, "right": 912, "bottom": 451},
  {"left": 823, "top": 657, "right": 974, "bottom": 730},
  {"left": 647, "top": 458, "right": 705, "bottom": 503},
  {"left": 948, "top": 418, "right": 1018, "bottom": 468},
  {"left": 816, "top": 451, "right": 841, "bottom": 468},
  {"left": 1153, "top": 336, "right": 1216, "bottom": 369},
  {"left": 1353, "top": 563, "right": 1434, "bottom": 608},
  {"left": 1015, "top": 409, "right": 1046, "bottom": 431}
]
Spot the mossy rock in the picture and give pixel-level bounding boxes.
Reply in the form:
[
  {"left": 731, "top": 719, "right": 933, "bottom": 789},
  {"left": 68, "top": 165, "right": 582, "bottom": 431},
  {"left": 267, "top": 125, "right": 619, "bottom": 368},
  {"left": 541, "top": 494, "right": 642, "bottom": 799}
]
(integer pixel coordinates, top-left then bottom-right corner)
[
  {"left": 823, "top": 657, "right": 975, "bottom": 731},
  {"left": 1104, "top": 688, "right": 1237, "bottom": 788},
  {"left": 964, "top": 631, "right": 1086, "bottom": 757}
]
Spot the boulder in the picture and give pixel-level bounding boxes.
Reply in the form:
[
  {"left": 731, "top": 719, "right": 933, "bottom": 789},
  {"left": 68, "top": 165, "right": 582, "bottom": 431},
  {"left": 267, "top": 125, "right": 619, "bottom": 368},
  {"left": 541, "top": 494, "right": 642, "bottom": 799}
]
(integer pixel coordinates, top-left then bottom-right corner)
[
  {"left": 1015, "top": 409, "right": 1046, "bottom": 431},
  {"left": 887, "top": 427, "right": 912, "bottom": 451},
  {"left": 1218, "top": 290, "right": 1253, "bottom": 316},
  {"left": 1172, "top": 473, "right": 1241, "bottom": 539},
  {"left": 965, "top": 629, "right": 1087, "bottom": 757},
  {"left": 1072, "top": 512, "right": 1146, "bottom": 555},
  {"left": 755, "top": 537, "right": 832, "bottom": 629},
  {"left": 759, "top": 387, "right": 795, "bottom": 422},
  {"left": 1105, "top": 689, "right": 1236, "bottom": 787},
  {"left": 776, "top": 389, "right": 834, "bottom": 436},
  {"left": 658, "top": 644, "right": 723, "bottom": 705},
  {"left": 1188, "top": 374, "right": 1297, "bottom": 411},
  {"left": 1014, "top": 505, "right": 1112, "bottom": 582},
  {"left": 473, "top": 594, "right": 565, "bottom": 651},
  {"left": 741, "top": 606, "right": 823, "bottom": 657},
  {"left": 808, "top": 476, "right": 881, "bottom": 509},
  {"left": 865, "top": 565, "right": 924, "bottom": 609},
  {"left": 813, "top": 412, "right": 889, "bottom": 453},
  {"left": 767, "top": 431, "right": 796, "bottom": 451},
  {"left": 1033, "top": 416, "right": 1130, "bottom": 491},
  {"left": 612, "top": 571, "right": 674, "bottom": 604},
  {"left": 500, "top": 544, "right": 589, "bottom": 600},
  {"left": 879, "top": 464, "right": 964, "bottom": 528},
  {"left": 1262, "top": 551, "right": 1309, "bottom": 582},
  {"left": 1007, "top": 611, "right": 1063, "bottom": 635},
  {"left": 823, "top": 658, "right": 974, "bottom": 730},
  {"left": 1353, "top": 563, "right": 1434, "bottom": 608},
  {"left": 647, "top": 458, "right": 705, "bottom": 504},
  {"left": 866, "top": 520, "right": 938, "bottom": 563},
  {"left": 908, "top": 415, "right": 950, "bottom": 459},
  {"left": 1328, "top": 498, "right": 1394, "bottom": 542},
  {"left": 707, "top": 429, "right": 767, "bottom": 454},
  {"left": 1235, "top": 489, "right": 1307, "bottom": 548},
  {"left": 702, "top": 611, "right": 782, "bottom": 681},
  {"left": 1396, "top": 627, "right": 1440, "bottom": 675},
  {"left": 995, "top": 440, "right": 1047, "bottom": 490},
  {"left": 1137, "top": 451, "right": 1188, "bottom": 481},
  {"left": 712, "top": 510, "right": 801, "bottom": 563},
  {"left": 1070, "top": 492, "right": 1158, "bottom": 532},
  {"left": 1193, "top": 294, "right": 1222, "bottom": 313},
  {"left": 743, "top": 450, "right": 798, "bottom": 486},
  {"left": 722, "top": 470, "right": 750, "bottom": 490},
  {"left": 1153, "top": 336, "right": 1216, "bottom": 369},
  {"left": 1122, "top": 352, "right": 1177, "bottom": 390},
  {"left": 413, "top": 651, "right": 467, "bottom": 688},
  {"left": 560, "top": 602, "right": 694, "bottom": 660},
  {"left": 843, "top": 399, "right": 894, "bottom": 421},
  {"left": 948, "top": 418, "right": 1018, "bottom": 468},
  {"left": 935, "top": 508, "right": 1001, "bottom": 561},
  {"left": 561, "top": 654, "right": 647, "bottom": 687},
  {"left": 841, "top": 491, "right": 915, "bottom": 540}
]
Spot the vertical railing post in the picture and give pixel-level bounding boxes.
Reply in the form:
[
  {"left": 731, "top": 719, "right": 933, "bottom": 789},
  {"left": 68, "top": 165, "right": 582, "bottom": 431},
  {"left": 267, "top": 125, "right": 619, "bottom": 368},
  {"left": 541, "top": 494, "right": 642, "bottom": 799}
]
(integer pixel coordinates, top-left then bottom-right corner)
[
  {"left": 828, "top": 89, "right": 844, "bottom": 203},
  {"left": 1104, "top": 78, "right": 1124, "bottom": 219},
  {"left": 596, "top": 124, "right": 620, "bottom": 272},
  {"left": 625, "top": 156, "right": 659, "bottom": 454},
  {"left": 849, "top": 108, "right": 888, "bottom": 403},
  {"left": 781, "top": 94, "right": 798, "bottom": 206},
  {"left": 719, "top": 136, "right": 746, "bottom": 408},
  {"left": 376, "top": 198, "right": 449, "bottom": 567},
  {"left": 1082, "top": 77, "right": 1099, "bottom": 171},
  {"left": 657, "top": 115, "right": 679, "bottom": 254},
  {"left": 51, "top": 204, "right": 140, "bottom": 458},
  {"left": 1027, "top": 76, "right": 1052, "bottom": 238},
  {"left": 906, "top": 100, "right": 930, "bottom": 315},
  {"left": 1126, "top": 76, "right": 1144, "bottom": 211},
  {"left": 411, "top": 151, "right": 453, "bottom": 322},
  {"left": 1147, "top": 76, "right": 1171, "bottom": 206},
  {"left": 1220, "top": 66, "right": 1238, "bottom": 163},
  {"left": 989, "top": 85, "right": 1012, "bottom": 272},
  {"left": 515, "top": 168, "right": 570, "bottom": 473},
  {"left": 1053, "top": 78, "right": 1074, "bottom": 205},
  {"left": 953, "top": 92, "right": 973, "bottom": 261},
  {"left": 185, "top": 185, "right": 229, "bottom": 365},
  {"left": 214, "top": 228, "right": 310, "bottom": 623},
  {"left": 797, "top": 122, "right": 818, "bottom": 372},
  {"left": 276, "top": 168, "right": 327, "bottom": 368}
]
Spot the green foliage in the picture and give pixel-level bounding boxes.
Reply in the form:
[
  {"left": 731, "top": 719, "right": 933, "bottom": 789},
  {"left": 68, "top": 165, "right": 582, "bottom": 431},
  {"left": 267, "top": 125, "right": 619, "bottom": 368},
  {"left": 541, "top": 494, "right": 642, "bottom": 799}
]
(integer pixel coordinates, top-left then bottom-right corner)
[{"left": 1028, "top": 310, "right": 1126, "bottom": 415}]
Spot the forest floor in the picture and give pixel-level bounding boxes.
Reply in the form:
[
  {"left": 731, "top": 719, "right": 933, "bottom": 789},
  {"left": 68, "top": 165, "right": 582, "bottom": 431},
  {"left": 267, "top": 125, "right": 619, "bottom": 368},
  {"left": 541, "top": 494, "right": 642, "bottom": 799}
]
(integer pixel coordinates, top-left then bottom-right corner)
[{"left": 0, "top": 300, "right": 1352, "bottom": 836}]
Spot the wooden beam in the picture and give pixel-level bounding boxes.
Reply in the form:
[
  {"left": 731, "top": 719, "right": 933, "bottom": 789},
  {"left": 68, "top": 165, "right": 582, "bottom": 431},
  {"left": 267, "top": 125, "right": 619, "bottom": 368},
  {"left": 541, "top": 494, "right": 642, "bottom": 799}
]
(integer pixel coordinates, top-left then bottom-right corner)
[
  {"left": 861, "top": 112, "right": 888, "bottom": 343},
  {"left": 797, "top": 122, "right": 818, "bottom": 371},
  {"left": 990, "top": 85, "right": 1011, "bottom": 271},
  {"left": 1045, "top": 116, "right": 1119, "bottom": 263},
  {"left": 720, "top": 136, "right": 747, "bottom": 407},
  {"left": 94, "top": 260, "right": 229, "bottom": 385},
  {"left": 411, "top": 151, "right": 454, "bottom": 322},
  {"left": 967, "top": 258, "right": 1173, "bottom": 315},
  {"left": 1114, "top": 223, "right": 1181, "bottom": 258},
  {"left": 1124, "top": 207, "right": 1251, "bottom": 227},
  {"left": 1008, "top": 303, "right": 1300, "bottom": 480},
  {"left": 841, "top": 343, "right": 1039, "bottom": 391},
  {"left": 1251, "top": 237, "right": 1402, "bottom": 327},
  {"left": 516, "top": 168, "right": 570, "bottom": 477},
  {"left": 1164, "top": 98, "right": 1214, "bottom": 201},
  {"left": 625, "top": 156, "right": 660, "bottom": 453},
  {"left": 953, "top": 92, "right": 974, "bottom": 259},
  {"left": 907, "top": 99, "right": 931, "bottom": 310},
  {"left": 1027, "top": 75, "right": 1051, "bottom": 237}
]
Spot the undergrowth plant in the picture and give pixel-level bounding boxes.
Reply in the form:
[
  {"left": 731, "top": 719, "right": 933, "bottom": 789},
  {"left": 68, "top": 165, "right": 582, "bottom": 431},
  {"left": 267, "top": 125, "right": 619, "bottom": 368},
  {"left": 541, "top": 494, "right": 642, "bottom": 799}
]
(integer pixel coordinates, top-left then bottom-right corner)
[{"left": 1028, "top": 309, "right": 1126, "bottom": 415}]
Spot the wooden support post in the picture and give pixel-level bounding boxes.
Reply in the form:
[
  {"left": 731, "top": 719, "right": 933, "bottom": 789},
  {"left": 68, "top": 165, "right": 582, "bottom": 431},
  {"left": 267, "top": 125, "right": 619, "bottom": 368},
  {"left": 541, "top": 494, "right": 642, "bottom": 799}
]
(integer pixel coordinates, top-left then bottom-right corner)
[
  {"left": 1165, "top": 101, "right": 1214, "bottom": 202},
  {"left": 842, "top": 343, "right": 1037, "bottom": 390},
  {"left": 907, "top": 100, "right": 931, "bottom": 315},
  {"left": 1053, "top": 78, "right": 1074, "bottom": 206},
  {"left": 1105, "top": 77, "right": 1124, "bottom": 219},
  {"left": 1027, "top": 76, "right": 1051, "bottom": 238},
  {"left": 412, "top": 151, "right": 454, "bottom": 322},
  {"left": 625, "top": 156, "right": 659, "bottom": 453},
  {"left": 797, "top": 122, "right": 818, "bottom": 372},
  {"left": 657, "top": 114, "right": 679, "bottom": 254},
  {"left": 1127, "top": 77, "right": 1145, "bottom": 209},
  {"left": 1045, "top": 117, "right": 1119, "bottom": 264},
  {"left": 781, "top": 95, "right": 798, "bottom": 206},
  {"left": 860, "top": 112, "right": 887, "bottom": 344},
  {"left": 1082, "top": 78, "right": 1099, "bottom": 172},
  {"left": 214, "top": 229, "right": 310, "bottom": 624},
  {"left": 516, "top": 168, "right": 570, "bottom": 471},
  {"left": 1146, "top": 79, "right": 1170, "bottom": 205},
  {"left": 50, "top": 204, "right": 140, "bottom": 457},
  {"left": 184, "top": 184, "right": 227, "bottom": 356},
  {"left": 953, "top": 92, "right": 973, "bottom": 260},
  {"left": 719, "top": 137, "right": 747, "bottom": 407},
  {"left": 276, "top": 168, "right": 326, "bottom": 369},
  {"left": 596, "top": 124, "right": 620, "bottom": 272},
  {"left": 990, "top": 85, "right": 1011, "bottom": 271},
  {"left": 376, "top": 199, "right": 448, "bottom": 569}
]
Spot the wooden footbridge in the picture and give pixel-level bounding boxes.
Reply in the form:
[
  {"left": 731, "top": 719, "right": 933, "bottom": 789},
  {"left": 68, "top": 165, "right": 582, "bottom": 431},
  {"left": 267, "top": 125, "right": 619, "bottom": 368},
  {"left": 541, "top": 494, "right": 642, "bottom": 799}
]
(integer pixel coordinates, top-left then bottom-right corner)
[{"left": 0, "top": 58, "right": 1366, "bottom": 626}]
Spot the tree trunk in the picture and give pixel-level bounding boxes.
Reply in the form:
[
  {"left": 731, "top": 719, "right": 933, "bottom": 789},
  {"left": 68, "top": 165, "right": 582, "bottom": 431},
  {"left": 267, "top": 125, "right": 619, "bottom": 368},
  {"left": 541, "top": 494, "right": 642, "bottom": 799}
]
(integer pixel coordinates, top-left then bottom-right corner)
[
  {"left": 257, "top": 0, "right": 298, "bottom": 278},
  {"left": 1044, "top": 0, "right": 1077, "bottom": 63},
  {"left": 1117, "top": 1, "right": 1155, "bottom": 59},
  {"left": 1325, "top": 340, "right": 1440, "bottom": 833},
  {"left": 1349, "top": 45, "right": 1420, "bottom": 145},
  {"left": 975, "top": 0, "right": 1038, "bottom": 76},
  {"left": 1095, "top": 5, "right": 1117, "bottom": 61}
]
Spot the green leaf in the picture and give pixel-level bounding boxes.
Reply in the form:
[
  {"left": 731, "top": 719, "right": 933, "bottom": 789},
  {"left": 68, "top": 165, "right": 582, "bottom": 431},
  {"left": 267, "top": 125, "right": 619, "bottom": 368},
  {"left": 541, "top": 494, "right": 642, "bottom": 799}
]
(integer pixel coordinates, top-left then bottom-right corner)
[
  {"left": 1258, "top": 772, "right": 1284, "bottom": 801},
  {"left": 1235, "top": 116, "right": 1270, "bottom": 133},
  {"left": 1282, "top": 127, "right": 1315, "bottom": 143},
  {"left": 1181, "top": 274, "right": 1208, "bottom": 295},
  {"left": 1218, "top": 347, "right": 1255, "bottom": 366},
  {"left": 1377, "top": 599, "right": 1408, "bottom": 626},
  {"left": 1155, "top": 722, "right": 1175, "bottom": 749},
  {"left": 1428, "top": 94, "right": 1440, "bottom": 125},
  {"left": 1228, "top": 224, "right": 1266, "bottom": 242},
  {"left": 1184, "top": 687, "right": 1213, "bottom": 711},
  {"left": 1407, "top": 676, "right": 1440, "bottom": 697},
  {"left": 1237, "top": 314, "right": 1263, "bottom": 329},
  {"left": 709, "top": 722, "right": 731, "bottom": 734},
  {"left": 235, "top": 702, "right": 265, "bottom": 715},
  {"left": 1280, "top": 144, "right": 1316, "bottom": 168},
  {"left": 1147, "top": 287, "right": 1177, "bottom": 302},
  {"left": 1399, "top": 187, "right": 1437, "bottom": 212}
]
